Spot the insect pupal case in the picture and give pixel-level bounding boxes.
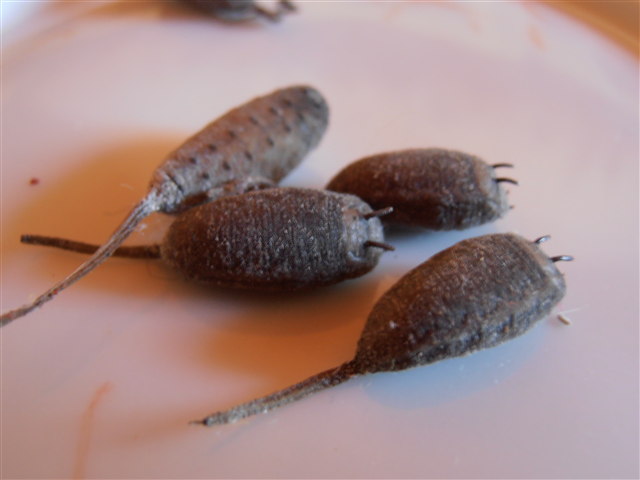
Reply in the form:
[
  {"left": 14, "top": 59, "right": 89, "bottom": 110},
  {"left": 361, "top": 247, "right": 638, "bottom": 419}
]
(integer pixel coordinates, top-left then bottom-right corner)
[{"left": 353, "top": 233, "right": 567, "bottom": 373}]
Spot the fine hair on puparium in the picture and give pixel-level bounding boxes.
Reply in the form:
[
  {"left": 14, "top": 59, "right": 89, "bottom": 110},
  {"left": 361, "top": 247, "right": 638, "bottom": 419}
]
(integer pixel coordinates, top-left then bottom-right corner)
[
  {"left": 20, "top": 188, "right": 395, "bottom": 292},
  {"left": 1, "top": 85, "right": 329, "bottom": 326},
  {"left": 190, "top": 233, "right": 572, "bottom": 427},
  {"left": 326, "top": 148, "right": 518, "bottom": 230}
]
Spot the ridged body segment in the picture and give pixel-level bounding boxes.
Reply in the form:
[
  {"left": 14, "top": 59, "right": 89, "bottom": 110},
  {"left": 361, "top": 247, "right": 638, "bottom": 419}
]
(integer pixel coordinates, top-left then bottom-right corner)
[
  {"left": 327, "top": 148, "right": 509, "bottom": 229},
  {"left": 353, "top": 233, "right": 566, "bottom": 373},
  {"left": 160, "top": 188, "right": 385, "bottom": 290}
]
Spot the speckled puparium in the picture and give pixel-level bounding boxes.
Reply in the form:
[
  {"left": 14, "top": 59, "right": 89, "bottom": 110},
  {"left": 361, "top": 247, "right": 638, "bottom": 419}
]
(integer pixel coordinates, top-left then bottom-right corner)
[
  {"left": 161, "top": 187, "right": 386, "bottom": 291},
  {"left": 327, "top": 148, "right": 509, "bottom": 229},
  {"left": 154, "top": 85, "right": 329, "bottom": 213},
  {"left": 354, "top": 233, "right": 566, "bottom": 373}
]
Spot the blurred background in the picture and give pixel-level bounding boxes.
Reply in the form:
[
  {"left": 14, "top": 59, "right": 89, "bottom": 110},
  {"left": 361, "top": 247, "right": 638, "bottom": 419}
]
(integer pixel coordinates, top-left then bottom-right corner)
[{"left": 552, "top": 0, "right": 639, "bottom": 53}]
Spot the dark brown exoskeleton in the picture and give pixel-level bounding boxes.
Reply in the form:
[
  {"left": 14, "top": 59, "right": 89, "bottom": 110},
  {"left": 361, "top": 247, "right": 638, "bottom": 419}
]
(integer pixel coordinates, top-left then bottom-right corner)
[
  {"left": 178, "top": 0, "right": 296, "bottom": 22},
  {"left": 189, "top": 233, "right": 571, "bottom": 426},
  {"left": 20, "top": 188, "right": 394, "bottom": 291},
  {"left": 1, "top": 86, "right": 329, "bottom": 326},
  {"left": 326, "top": 148, "right": 517, "bottom": 230}
]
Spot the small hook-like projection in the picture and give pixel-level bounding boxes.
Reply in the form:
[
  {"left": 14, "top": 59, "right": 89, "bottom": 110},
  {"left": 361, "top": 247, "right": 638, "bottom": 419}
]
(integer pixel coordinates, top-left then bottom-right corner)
[
  {"left": 534, "top": 235, "right": 551, "bottom": 244},
  {"left": 364, "top": 240, "right": 395, "bottom": 252},
  {"left": 551, "top": 255, "right": 574, "bottom": 263},
  {"left": 495, "top": 177, "right": 519, "bottom": 185},
  {"left": 492, "top": 163, "right": 514, "bottom": 169},
  {"left": 363, "top": 207, "right": 394, "bottom": 220}
]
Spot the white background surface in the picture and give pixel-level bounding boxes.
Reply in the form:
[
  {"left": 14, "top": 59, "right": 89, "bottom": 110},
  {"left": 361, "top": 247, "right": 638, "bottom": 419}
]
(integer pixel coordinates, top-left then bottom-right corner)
[{"left": 1, "top": 1, "right": 638, "bottom": 478}]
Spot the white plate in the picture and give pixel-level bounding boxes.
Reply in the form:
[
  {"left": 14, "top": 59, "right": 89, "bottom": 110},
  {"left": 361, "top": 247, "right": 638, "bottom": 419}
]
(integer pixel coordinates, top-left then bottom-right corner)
[{"left": 2, "top": 2, "right": 638, "bottom": 478}]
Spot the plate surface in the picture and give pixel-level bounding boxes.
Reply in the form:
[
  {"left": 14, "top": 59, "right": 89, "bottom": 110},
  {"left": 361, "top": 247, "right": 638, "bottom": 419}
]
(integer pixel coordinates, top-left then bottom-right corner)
[{"left": 2, "top": 1, "right": 638, "bottom": 478}]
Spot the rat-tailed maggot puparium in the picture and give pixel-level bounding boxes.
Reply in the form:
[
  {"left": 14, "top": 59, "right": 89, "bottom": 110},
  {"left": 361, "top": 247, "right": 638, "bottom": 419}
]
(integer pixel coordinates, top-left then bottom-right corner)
[
  {"left": 20, "top": 188, "right": 394, "bottom": 291},
  {"left": 160, "top": 187, "right": 392, "bottom": 290},
  {"left": 1, "top": 85, "right": 329, "bottom": 326},
  {"left": 326, "top": 148, "right": 516, "bottom": 230},
  {"left": 191, "top": 233, "right": 571, "bottom": 426}
]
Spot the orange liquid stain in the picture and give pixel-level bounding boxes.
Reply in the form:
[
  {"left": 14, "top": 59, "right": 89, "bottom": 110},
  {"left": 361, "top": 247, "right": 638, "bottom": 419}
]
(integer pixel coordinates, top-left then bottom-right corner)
[
  {"left": 383, "top": 3, "right": 406, "bottom": 22},
  {"left": 528, "top": 24, "right": 546, "bottom": 50},
  {"left": 522, "top": 1, "right": 545, "bottom": 20},
  {"left": 73, "top": 381, "right": 115, "bottom": 480}
]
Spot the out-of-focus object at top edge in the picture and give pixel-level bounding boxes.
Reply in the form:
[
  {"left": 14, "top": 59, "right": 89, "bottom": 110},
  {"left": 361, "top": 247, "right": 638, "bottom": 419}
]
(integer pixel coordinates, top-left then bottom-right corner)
[{"left": 549, "top": 0, "right": 639, "bottom": 55}]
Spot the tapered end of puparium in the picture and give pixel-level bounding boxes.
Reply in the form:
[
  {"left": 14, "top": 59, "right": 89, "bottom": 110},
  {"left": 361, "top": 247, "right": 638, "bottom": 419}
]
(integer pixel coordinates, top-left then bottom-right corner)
[
  {"left": 191, "top": 362, "right": 358, "bottom": 428},
  {"left": 190, "top": 403, "right": 263, "bottom": 426},
  {"left": 20, "top": 234, "right": 36, "bottom": 244},
  {"left": 189, "top": 410, "right": 246, "bottom": 427},
  {"left": 189, "top": 416, "right": 225, "bottom": 427}
]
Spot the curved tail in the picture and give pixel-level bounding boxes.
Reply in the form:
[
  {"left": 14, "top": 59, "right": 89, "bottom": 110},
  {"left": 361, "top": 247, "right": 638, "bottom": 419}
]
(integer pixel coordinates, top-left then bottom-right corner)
[
  {"left": 20, "top": 234, "right": 161, "bottom": 259},
  {"left": 1, "top": 196, "right": 157, "bottom": 327}
]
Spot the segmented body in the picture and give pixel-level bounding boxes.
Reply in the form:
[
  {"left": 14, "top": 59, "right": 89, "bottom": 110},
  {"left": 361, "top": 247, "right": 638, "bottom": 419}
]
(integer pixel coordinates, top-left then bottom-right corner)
[
  {"left": 193, "top": 233, "right": 570, "bottom": 426},
  {"left": 353, "top": 233, "right": 567, "bottom": 372},
  {"left": 161, "top": 187, "right": 387, "bottom": 290},
  {"left": 327, "top": 149, "right": 511, "bottom": 229},
  {"left": 154, "top": 85, "right": 329, "bottom": 212},
  {"left": 0, "top": 85, "right": 329, "bottom": 325}
]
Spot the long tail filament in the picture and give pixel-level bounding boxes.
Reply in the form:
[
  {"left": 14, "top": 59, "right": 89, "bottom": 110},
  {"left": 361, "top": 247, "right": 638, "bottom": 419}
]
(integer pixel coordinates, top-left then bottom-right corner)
[
  {"left": 191, "top": 361, "right": 358, "bottom": 427},
  {"left": 1, "top": 196, "right": 157, "bottom": 327}
]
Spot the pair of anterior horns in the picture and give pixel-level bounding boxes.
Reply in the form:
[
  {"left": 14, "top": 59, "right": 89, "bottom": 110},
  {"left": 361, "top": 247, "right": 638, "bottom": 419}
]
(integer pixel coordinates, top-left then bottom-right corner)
[
  {"left": 534, "top": 235, "right": 573, "bottom": 262},
  {"left": 493, "top": 162, "right": 518, "bottom": 185}
]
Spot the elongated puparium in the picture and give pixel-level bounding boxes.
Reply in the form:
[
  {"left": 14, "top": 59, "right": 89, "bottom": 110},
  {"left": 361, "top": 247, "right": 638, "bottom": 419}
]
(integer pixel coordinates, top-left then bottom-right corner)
[
  {"left": 1, "top": 86, "right": 329, "bottom": 326},
  {"left": 326, "top": 148, "right": 515, "bottom": 230},
  {"left": 179, "top": 0, "right": 296, "bottom": 22},
  {"left": 191, "top": 233, "right": 570, "bottom": 426},
  {"left": 20, "top": 188, "right": 393, "bottom": 291}
]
